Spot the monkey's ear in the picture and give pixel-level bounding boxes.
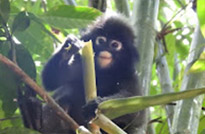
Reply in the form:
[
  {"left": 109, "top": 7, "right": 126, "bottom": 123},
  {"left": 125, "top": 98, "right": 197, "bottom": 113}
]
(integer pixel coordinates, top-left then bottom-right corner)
[
  {"left": 81, "top": 31, "right": 95, "bottom": 42},
  {"left": 81, "top": 34, "right": 88, "bottom": 41}
]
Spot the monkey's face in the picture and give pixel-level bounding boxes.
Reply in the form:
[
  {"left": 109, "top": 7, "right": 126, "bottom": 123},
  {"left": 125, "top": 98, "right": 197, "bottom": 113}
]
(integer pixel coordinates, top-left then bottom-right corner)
[
  {"left": 81, "top": 14, "right": 139, "bottom": 74},
  {"left": 93, "top": 35, "right": 125, "bottom": 69}
]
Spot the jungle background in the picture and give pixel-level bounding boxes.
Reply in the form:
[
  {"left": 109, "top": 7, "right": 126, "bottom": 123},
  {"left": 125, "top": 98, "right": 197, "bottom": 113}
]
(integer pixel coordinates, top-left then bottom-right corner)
[{"left": 0, "top": 0, "right": 205, "bottom": 134}]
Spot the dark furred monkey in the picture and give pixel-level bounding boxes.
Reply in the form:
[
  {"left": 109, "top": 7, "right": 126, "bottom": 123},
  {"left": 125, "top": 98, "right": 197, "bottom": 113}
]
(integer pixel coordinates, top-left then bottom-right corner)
[{"left": 41, "top": 13, "right": 144, "bottom": 133}]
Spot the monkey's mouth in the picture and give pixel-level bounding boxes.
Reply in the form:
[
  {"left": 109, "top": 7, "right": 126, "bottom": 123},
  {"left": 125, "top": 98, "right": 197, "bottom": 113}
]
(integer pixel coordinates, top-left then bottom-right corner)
[
  {"left": 99, "top": 55, "right": 112, "bottom": 60},
  {"left": 97, "top": 51, "right": 113, "bottom": 68}
]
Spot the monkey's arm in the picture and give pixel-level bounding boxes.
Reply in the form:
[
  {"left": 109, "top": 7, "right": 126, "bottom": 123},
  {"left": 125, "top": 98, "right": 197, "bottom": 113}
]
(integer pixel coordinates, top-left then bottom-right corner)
[
  {"left": 83, "top": 91, "right": 137, "bottom": 121},
  {"left": 83, "top": 75, "right": 141, "bottom": 119},
  {"left": 42, "top": 35, "right": 84, "bottom": 91}
]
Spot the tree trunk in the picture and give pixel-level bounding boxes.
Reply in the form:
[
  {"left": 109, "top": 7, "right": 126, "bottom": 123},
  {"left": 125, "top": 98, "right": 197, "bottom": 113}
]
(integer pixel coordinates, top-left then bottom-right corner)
[{"left": 132, "top": 0, "right": 160, "bottom": 133}]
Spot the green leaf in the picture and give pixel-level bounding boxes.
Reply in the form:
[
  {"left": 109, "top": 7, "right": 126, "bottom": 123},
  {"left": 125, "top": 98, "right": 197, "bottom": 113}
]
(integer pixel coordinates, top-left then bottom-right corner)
[
  {"left": 0, "top": 63, "right": 18, "bottom": 117},
  {"left": 10, "top": 5, "right": 20, "bottom": 14},
  {"left": 0, "top": 28, "right": 5, "bottom": 37},
  {"left": 197, "top": 0, "right": 205, "bottom": 37},
  {"left": 0, "top": 41, "right": 10, "bottom": 57},
  {"left": 0, "top": 0, "right": 10, "bottom": 24},
  {"left": 0, "top": 111, "right": 23, "bottom": 129},
  {"left": 0, "top": 43, "right": 18, "bottom": 118},
  {"left": 40, "top": 5, "right": 102, "bottom": 29},
  {"left": 200, "top": 129, "right": 205, "bottom": 134},
  {"left": 189, "top": 59, "right": 205, "bottom": 73},
  {"left": 12, "top": 11, "right": 30, "bottom": 33},
  {"left": 175, "top": 40, "right": 189, "bottom": 60},
  {"left": 155, "top": 119, "right": 169, "bottom": 134},
  {"left": 10, "top": 0, "right": 43, "bottom": 15},
  {"left": 15, "top": 45, "right": 36, "bottom": 79},
  {"left": 174, "top": 21, "right": 183, "bottom": 28},
  {"left": 28, "top": 12, "right": 61, "bottom": 44},
  {"left": 198, "top": 115, "right": 205, "bottom": 134},
  {"left": 173, "top": 0, "right": 181, "bottom": 8},
  {"left": 165, "top": 34, "right": 176, "bottom": 75},
  {"left": 189, "top": 52, "right": 205, "bottom": 73},
  {"left": 13, "top": 20, "right": 53, "bottom": 61},
  {"left": 173, "top": 0, "right": 186, "bottom": 8}
]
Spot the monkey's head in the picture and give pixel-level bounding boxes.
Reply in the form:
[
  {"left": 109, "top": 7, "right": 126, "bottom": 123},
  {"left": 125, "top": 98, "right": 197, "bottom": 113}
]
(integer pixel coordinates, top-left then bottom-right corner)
[{"left": 81, "top": 14, "right": 139, "bottom": 75}]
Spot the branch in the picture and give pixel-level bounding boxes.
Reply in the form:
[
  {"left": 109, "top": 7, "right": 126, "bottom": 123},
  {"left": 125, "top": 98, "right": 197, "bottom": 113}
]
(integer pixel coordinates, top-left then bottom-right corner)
[
  {"left": 81, "top": 41, "right": 127, "bottom": 134},
  {"left": 81, "top": 41, "right": 97, "bottom": 102},
  {"left": 114, "top": 0, "right": 130, "bottom": 17},
  {"left": 92, "top": 113, "right": 127, "bottom": 134},
  {"left": 162, "top": 1, "right": 192, "bottom": 30},
  {"left": 81, "top": 40, "right": 100, "bottom": 134}
]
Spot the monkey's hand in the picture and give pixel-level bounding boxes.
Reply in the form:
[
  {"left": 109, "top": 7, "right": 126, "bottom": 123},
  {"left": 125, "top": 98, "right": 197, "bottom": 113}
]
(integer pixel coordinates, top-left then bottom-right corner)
[
  {"left": 82, "top": 97, "right": 103, "bottom": 121},
  {"left": 62, "top": 34, "right": 85, "bottom": 55}
]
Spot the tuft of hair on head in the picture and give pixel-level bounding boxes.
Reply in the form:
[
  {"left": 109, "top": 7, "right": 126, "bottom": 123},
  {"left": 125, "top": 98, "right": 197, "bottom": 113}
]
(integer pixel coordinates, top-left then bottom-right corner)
[
  {"left": 88, "top": 12, "right": 133, "bottom": 32},
  {"left": 81, "top": 12, "right": 135, "bottom": 44}
]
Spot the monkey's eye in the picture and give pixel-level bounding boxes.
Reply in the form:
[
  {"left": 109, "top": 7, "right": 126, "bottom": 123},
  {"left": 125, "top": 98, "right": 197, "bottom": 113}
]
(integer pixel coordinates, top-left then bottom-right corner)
[
  {"left": 110, "top": 40, "right": 122, "bottom": 51},
  {"left": 96, "top": 36, "right": 107, "bottom": 45}
]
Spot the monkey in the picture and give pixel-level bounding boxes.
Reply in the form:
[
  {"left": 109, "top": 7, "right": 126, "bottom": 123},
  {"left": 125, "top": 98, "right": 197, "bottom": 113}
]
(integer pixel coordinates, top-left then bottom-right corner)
[{"left": 41, "top": 13, "right": 145, "bottom": 134}]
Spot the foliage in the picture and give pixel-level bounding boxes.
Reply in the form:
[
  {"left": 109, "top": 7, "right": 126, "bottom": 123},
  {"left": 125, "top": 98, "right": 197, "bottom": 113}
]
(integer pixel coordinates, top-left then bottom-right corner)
[
  {"left": 0, "top": 0, "right": 204, "bottom": 134},
  {"left": 197, "top": 0, "right": 205, "bottom": 37}
]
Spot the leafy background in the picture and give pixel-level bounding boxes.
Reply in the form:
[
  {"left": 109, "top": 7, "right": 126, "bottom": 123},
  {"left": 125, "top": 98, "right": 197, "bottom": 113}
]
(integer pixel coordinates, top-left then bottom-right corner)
[{"left": 0, "top": 0, "right": 205, "bottom": 134}]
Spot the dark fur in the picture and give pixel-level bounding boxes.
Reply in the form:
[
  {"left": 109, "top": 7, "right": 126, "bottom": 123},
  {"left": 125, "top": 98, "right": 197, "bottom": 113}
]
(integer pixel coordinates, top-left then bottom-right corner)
[{"left": 41, "top": 14, "right": 144, "bottom": 134}]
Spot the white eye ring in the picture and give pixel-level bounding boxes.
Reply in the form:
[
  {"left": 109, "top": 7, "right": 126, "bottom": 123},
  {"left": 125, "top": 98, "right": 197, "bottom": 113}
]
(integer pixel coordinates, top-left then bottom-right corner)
[
  {"left": 109, "top": 40, "right": 122, "bottom": 51},
  {"left": 96, "top": 36, "right": 107, "bottom": 45}
]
